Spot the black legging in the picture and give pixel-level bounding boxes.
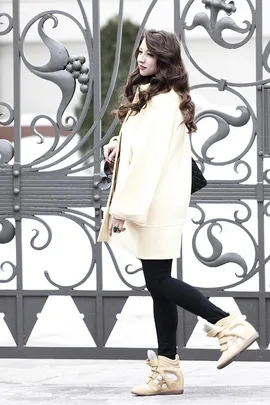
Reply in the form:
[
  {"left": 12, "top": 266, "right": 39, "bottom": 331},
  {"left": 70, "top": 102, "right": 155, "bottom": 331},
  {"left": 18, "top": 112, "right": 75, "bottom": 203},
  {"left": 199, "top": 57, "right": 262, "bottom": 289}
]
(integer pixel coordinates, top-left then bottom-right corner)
[{"left": 140, "top": 258, "right": 229, "bottom": 359}]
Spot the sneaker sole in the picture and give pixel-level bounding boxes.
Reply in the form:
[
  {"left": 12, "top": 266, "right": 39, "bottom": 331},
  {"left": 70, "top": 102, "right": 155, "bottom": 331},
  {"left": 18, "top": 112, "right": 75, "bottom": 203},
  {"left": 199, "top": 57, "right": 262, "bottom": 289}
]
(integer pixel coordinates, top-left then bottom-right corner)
[
  {"left": 159, "top": 389, "right": 184, "bottom": 395},
  {"left": 131, "top": 390, "right": 184, "bottom": 396},
  {"left": 217, "top": 331, "right": 259, "bottom": 370}
]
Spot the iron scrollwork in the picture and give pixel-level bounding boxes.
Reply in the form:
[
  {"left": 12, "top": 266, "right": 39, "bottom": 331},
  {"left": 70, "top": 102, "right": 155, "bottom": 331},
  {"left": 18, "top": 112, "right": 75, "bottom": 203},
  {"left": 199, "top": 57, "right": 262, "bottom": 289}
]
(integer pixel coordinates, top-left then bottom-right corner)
[
  {"left": 196, "top": 106, "right": 250, "bottom": 162},
  {"left": 185, "top": 0, "right": 254, "bottom": 49},
  {"left": 0, "top": 137, "right": 16, "bottom": 283},
  {"left": 24, "top": 211, "right": 96, "bottom": 290},
  {"left": 0, "top": 261, "right": 17, "bottom": 283},
  {"left": 0, "top": 13, "right": 13, "bottom": 36},
  {"left": 263, "top": 40, "right": 270, "bottom": 74},
  {"left": 180, "top": 0, "right": 265, "bottom": 87},
  {"left": 0, "top": 219, "right": 16, "bottom": 283},
  {"left": 0, "top": 139, "right": 14, "bottom": 163},
  {"left": 191, "top": 204, "right": 259, "bottom": 290},
  {"left": 0, "top": 103, "right": 14, "bottom": 126},
  {"left": 19, "top": 8, "right": 95, "bottom": 173},
  {"left": 105, "top": 243, "right": 145, "bottom": 291},
  {"left": 0, "top": 0, "right": 269, "bottom": 359},
  {"left": 193, "top": 221, "right": 248, "bottom": 278},
  {"left": 191, "top": 84, "right": 256, "bottom": 181},
  {"left": 20, "top": 14, "right": 87, "bottom": 132},
  {"left": 15, "top": 1, "right": 160, "bottom": 293},
  {"left": 0, "top": 219, "right": 15, "bottom": 244}
]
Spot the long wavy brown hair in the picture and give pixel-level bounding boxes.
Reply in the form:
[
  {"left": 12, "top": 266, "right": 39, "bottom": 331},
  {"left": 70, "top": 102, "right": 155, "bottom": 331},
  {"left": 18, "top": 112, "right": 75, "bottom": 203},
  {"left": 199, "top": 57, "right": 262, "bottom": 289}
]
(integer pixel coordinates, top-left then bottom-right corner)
[{"left": 113, "top": 29, "right": 197, "bottom": 133}]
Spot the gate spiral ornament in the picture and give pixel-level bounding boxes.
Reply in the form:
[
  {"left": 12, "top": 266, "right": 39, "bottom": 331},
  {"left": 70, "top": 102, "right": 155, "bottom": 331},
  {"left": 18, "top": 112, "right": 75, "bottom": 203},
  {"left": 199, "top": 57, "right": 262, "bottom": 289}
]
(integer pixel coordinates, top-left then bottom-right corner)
[
  {"left": 192, "top": 216, "right": 258, "bottom": 290},
  {"left": 0, "top": 13, "right": 13, "bottom": 35},
  {"left": 0, "top": 103, "right": 14, "bottom": 126},
  {"left": 185, "top": 0, "right": 255, "bottom": 49},
  {"left": 0, "top": 219, "right": 16, "bottom": 284},
  {"left": 193, "top": 221, "right": 248, "bottom": 277},
  {"left": 196, "top": 106, "right": 250, "bottom": 162},
  {"left": 180, "top": 0, "right": 269, "bottom": 87},
  {"left": 20, "top": 14, "right": 83, "bottom": 131},
  {"left": 191, "top": 84, "right": 256, "bottom": 171}
]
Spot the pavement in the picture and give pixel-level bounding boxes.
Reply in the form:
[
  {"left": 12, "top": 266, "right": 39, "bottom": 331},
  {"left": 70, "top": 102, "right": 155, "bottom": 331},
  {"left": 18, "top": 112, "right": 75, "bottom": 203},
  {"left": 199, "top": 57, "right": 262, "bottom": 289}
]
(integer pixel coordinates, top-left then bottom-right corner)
[{"left": 0, "top": 359, "right": 269, "bottom": 404}]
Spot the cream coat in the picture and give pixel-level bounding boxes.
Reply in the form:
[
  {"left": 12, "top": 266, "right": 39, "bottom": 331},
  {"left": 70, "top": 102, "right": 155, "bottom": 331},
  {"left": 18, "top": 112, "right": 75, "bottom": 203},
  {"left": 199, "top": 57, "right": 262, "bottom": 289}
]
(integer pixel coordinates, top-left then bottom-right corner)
[{"left": 97, "top": 84, "right": 192, "bottom": 259}]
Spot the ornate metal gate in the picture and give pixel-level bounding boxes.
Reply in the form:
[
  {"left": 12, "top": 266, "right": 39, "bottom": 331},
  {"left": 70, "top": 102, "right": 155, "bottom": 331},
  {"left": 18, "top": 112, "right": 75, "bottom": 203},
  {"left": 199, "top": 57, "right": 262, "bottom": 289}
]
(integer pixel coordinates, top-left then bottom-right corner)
[{"left": 0, "top": 0, "right": 270, "bottom": 360}]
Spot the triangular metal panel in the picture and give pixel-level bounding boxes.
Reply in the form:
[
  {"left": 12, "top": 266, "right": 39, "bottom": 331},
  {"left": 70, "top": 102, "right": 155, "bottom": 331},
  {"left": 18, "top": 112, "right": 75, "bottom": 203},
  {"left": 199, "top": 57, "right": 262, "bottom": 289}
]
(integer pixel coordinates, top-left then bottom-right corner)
[
  {"left": 0, "top": 297, "right": 17, "bottom": 344},
  {"left": 234, "top": 298, "right": 260, "bottom": 343},
  {"left": 23, "top": 296, "right": 48, "bottom": 344},
  {"left": 266, "top": 299, "right": 270, "bottom": 348},
  {"left": 103, "top": 297, "right": 128, "bottom": 345},
  {"left": 182, "top": 309, "right": 198, "bottom": 346},
  {"left": 72, "top": 297, "right": 97, "bottom": 345}
]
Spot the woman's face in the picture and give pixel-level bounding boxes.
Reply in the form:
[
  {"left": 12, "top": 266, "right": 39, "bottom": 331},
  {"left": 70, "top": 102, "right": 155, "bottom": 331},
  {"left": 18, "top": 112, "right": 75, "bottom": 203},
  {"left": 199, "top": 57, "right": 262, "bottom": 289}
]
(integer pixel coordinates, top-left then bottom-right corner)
[{"left": 137, "top": 39, "right": 157, "bottom": 77}]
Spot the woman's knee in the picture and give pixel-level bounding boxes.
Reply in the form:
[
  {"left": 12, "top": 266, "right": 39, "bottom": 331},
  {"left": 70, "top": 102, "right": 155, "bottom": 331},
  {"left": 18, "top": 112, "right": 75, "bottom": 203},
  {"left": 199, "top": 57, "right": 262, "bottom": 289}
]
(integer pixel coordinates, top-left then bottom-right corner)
[
  {"left": 146, "top": 281, "right": 163, "bottom": 298},
  {"left": 142, "top": 272, "right": 157, "bottom": 293},
  {"left": 143, "top": 272, "right": 169, "bottom": 296},
  {"left": 141, "top": 258, "right": 172, "bottom": 294}
]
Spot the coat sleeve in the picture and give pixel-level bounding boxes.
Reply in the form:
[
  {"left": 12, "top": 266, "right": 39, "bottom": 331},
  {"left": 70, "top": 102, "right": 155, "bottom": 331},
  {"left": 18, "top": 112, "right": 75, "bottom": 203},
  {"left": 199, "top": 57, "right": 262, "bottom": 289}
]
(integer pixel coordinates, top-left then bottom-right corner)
[{"left": 109, "top": 94, "right": 180, "bottom": 225}]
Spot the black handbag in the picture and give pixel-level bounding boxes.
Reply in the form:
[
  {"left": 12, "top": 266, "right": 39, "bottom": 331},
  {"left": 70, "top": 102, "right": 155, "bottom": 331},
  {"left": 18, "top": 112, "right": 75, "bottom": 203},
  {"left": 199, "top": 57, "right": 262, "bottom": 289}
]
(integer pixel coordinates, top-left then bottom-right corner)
[{"left": 191, "top": 158, "right": 207, "bottom": 194}]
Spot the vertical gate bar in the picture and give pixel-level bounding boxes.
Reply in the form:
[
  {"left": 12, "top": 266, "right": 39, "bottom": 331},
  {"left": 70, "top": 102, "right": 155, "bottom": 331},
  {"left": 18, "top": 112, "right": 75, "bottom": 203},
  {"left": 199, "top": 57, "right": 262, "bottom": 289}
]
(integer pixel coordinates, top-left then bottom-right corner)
[
  {"left": 174, "top": 0, "right": 185, "bottom": 350},
  {"left": 12, "top": 0, "right": 21, "bottom": 165},
  {"left": 262, "top": 85, "right": 266, "bottom": 154},
  {"left": 264, "top": 87, "right": 270, "bottom": 155},
  {"left": 92, "top": 0, "right": 104, "bottom": 347},
  {"left": 256, "top": 0, "right": 267, "bottom": 349},
  {"left": 12, "top": 0, "right": 23, "bottom": 349},
  {"left": 262, "top": 86, "right": 267, "bottom": 155},
  {"left": 174, "top": 0, "right": 181, "bottom": 38}
]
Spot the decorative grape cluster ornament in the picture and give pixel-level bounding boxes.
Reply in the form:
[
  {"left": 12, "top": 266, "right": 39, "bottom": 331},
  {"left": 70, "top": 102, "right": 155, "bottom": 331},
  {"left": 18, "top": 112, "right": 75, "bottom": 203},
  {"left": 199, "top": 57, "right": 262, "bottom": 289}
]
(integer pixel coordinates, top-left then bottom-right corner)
[{"left": 65, "top": 55, "right": 89, "bottom": 94}]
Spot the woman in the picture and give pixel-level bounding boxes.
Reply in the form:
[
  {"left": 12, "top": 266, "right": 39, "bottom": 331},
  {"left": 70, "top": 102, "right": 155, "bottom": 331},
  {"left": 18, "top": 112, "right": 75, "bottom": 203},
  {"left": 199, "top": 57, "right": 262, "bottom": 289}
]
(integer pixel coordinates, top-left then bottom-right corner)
[{"left": 98, "top": 29, "right": 259, "bottom": 396}]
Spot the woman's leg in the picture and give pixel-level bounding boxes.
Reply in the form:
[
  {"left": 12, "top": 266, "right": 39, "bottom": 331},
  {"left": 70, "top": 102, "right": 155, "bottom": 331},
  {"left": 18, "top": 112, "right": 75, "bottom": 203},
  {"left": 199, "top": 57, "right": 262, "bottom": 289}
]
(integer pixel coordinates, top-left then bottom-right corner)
[
  {"left": 139, "top": 258, "right": 258, "bottom": 373},
  {"left": 152, "top": 294, "right": 178, "bottom": 359},
  {"left": 141, "top": 258, "right": 229, "bottom": 358},
  {"left": 141, "top": 258, "right": 228, "bottom": 322}
]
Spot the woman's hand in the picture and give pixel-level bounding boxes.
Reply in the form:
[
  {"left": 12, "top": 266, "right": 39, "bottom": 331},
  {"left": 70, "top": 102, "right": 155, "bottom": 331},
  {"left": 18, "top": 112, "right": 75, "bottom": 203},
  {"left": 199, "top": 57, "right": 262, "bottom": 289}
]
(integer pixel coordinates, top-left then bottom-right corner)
[
  {"left": 103, "top": 140, "right": 118, "bottom": 165},
  {"left": 109, "top": 215, "right": 126, "bottom": 236}
]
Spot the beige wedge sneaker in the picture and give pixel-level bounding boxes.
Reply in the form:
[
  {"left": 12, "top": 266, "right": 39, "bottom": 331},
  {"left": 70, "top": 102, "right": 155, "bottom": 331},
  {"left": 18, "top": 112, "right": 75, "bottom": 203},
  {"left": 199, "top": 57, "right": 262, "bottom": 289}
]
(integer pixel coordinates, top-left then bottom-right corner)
[
  {"left": 131, "top": 350, "right": 184, "bottom": 396},
  {"left": 204, "top": 314, "right": 259, "bottom": 369}
]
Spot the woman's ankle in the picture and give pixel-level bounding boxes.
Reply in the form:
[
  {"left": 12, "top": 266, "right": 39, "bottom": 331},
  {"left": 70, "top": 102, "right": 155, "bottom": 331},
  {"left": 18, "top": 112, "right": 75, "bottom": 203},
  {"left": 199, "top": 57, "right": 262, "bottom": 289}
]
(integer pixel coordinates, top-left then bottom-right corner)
[{"left": 157, "top": 352, "right": 176, "bottom": 360}]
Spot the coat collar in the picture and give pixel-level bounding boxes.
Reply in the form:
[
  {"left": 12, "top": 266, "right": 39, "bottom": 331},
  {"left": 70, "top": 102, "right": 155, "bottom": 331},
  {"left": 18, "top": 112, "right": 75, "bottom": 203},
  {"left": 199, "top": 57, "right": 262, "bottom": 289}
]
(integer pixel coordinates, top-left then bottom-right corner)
[
  {"left": 139, "top": 83, "right": 150, "bottom": 91},
  {"left": 138, "top": 85, "right": 180, "bottom": 101}
]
